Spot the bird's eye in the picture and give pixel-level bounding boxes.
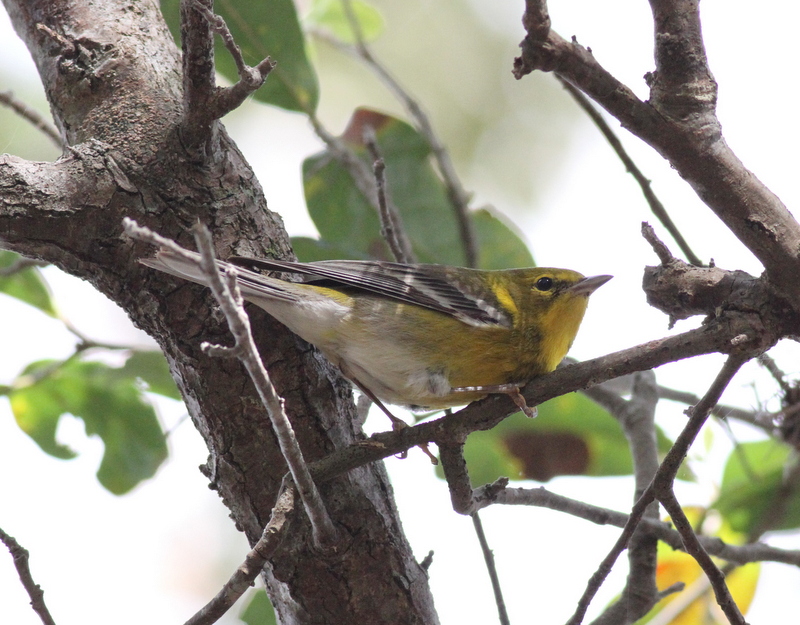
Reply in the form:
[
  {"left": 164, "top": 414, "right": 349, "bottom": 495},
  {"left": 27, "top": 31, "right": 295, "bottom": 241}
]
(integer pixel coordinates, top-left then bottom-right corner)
[{"left": 535, "top": 277, "right": 553, "bottom": 291}]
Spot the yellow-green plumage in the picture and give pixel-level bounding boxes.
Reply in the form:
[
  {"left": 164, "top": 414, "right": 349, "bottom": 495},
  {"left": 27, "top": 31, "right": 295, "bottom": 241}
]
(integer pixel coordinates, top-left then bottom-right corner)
[{"left": 141, "top": 252, "right": 610, "bottom": 412}]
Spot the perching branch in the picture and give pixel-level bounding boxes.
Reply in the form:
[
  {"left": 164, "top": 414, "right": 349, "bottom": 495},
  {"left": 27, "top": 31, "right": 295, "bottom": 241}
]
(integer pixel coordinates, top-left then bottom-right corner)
[
  {"left": 0, "top": 527, "right": 57, "bottom": 625},
  {"left": 124, "top": 218, "right": 338, "bottom": 550},
  {"left": 304, "top": 315, "right": 782, "bottom": 488}
]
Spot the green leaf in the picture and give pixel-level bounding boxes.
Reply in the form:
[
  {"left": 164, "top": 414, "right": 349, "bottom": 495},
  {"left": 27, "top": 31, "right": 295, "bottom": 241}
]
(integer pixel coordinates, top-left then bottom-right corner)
[
  {"left": 0, "top": 251, "right": 57, "bottom": 317},
  {"left": 440, "top": 392, "right": 675, "bottom": 485},
  {"left": 712, "top": 439, "right": 800, "bottom": 534},
  {"left": 302, "top": 109, "right": 532, "bottom": 267},
  {"left": 8, "top": 356, "right": 168, "bottom": 494},
  {"left": 305, "top": 0, "right": 385, "bottom": 43},
  {"left": 239, "top": 589, "right": 277, "bottom": 625},
  {"left": 472, "top": 208, "right": 534, "bottom": 269},
  {"left": 120, "top": 350, "right": 182, "bottom": 400},
  {"left": 160, "top": 0, "right": 319, "bottom": 112}
]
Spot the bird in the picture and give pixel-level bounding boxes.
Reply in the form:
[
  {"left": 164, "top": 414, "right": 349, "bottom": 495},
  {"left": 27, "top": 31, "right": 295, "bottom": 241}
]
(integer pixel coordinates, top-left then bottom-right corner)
[{"left": 141, "top": 251, "right": 611, "bottom": 424}]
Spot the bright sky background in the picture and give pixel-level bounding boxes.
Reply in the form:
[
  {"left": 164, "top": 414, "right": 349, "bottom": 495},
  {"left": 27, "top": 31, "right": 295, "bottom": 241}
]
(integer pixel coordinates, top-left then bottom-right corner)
[{"left": 1, "top": 1, "right": 799, "bottom": 624}]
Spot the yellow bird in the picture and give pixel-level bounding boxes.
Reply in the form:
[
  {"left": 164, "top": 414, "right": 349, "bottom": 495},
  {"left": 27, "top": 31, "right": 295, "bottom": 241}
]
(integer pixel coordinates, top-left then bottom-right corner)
[{"left": 142, "top": 252, "right": 610, "bottom": 420}]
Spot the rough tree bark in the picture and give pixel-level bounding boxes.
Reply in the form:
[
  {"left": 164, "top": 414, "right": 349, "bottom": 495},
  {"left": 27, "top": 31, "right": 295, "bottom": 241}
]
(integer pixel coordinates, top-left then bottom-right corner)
[{"left": 0, "top": 0, "right": 438, "bottom": 623}]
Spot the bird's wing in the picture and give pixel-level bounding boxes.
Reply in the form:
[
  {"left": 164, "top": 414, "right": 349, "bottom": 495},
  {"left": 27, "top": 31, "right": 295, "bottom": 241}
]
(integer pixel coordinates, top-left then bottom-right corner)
[{"left": 228, "top": 257, "right": 512, "bottom": 328}]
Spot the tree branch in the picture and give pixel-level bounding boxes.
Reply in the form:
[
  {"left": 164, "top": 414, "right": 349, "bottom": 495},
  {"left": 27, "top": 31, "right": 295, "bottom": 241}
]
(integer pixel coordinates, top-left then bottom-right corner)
[
  {"left": 566, "top": 353, "right": 751, "bottom": 625},
  {"left": 180, "top": 0, "right": 217, "bottom": 148},
  {"left": 125, "top": 219, "right": 338, "bottom": 549},
  {"left": 471, "top": 512, "right": 510, "bottom": 625},
  {"left": 475, "top": 484, "right": 800, "bottom": 567},
  {"left": 514, "top": 0, "right": 800, "bottom": 308},
  {"left": 0, "top": 527, "right": 57, "bottom": 625},
  {"left": 184, "top": 485, "right": 295, "bottom": 625},
  {"left": 0, "top": 90, "right": 64, "bottom": 149},
  {"left": 363, "top": 127, "right": 414, "bottom": 263},
  {"left": 189, "top": 1, "right": 276, "bottom": 120},
  {"left": 334, "top": 0, "right": 478, "bottom": 266},
  {"left": 1, "top": 1, "right": 439, "bottom": 622},
  {"left": 558, "top": 78, "right": 702, "bottom": 266},
  {"left": 596, "top": 372, "right": 662, "bottom": 623}
]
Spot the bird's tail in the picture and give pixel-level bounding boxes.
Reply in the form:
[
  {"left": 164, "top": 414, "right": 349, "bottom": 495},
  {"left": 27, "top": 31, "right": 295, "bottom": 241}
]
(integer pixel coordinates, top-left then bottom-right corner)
[{"left": 140, "top": 250, "right": 299, "bottom": 303}]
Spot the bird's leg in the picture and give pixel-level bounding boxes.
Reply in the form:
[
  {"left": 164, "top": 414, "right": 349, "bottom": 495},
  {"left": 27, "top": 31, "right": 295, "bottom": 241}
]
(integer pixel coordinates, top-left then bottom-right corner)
[
  {"left": 452, "top": 383, "right": 538, "bottom": 418},
  {"left": 349, "top": 377, "right": 439, "bottom": 465}
]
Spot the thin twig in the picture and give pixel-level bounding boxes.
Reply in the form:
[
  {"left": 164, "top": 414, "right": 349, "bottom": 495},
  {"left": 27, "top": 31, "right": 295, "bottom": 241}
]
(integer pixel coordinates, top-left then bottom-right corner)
[
  {"left": 656, "top": 384, "right": 774, "bottom": 433},
  {"left": 557, "top": 78, "right": 702, "bottom": 266},
  {"left": 307, "top": 114, "right": 391, "bottom": 227},
  {"left": 598, "top": 371, "right": 661, "bottom": 623},
  {"left": 646, "top": 572, "right": 712, "bottom": 625},
  {"left": 658, "top": 493, "right": 746, "bottom": 625},
  {"left": 124, "top": 218, "right": 339, "bottom": 549},
  {"left": 0, "top": 91, "right": 64, "bottom": 149},
  {"left": 566, "top": 353, "right": 751, "bottom": 625},
  {"left": 648, "top": 354, "right": 751, "bottom": 625},
  {"left": 362, "top": 126, "right": 414, "bottom": 263},
  {"left": 184, "top": 485, "right": 295, "bottom": 625},
  {"left": 191, "top": 224, "right": 338, "bottom": 550},
  {"left": 471, "top": 512, "right": 510, "bottom": 625},
  {"left": 474, "top": 485, "right": 800, "bottom": 566},
  {"left": 0, "top": 527, "right": 57, "bottom": 625},
  {"left": 336, "top": 0, "right": 478, "bottom": 266},
  {"left": 641, "top": 222, "right": 676, "bottom": 266},
  {"left": 757, "top": 353, "right": 793, "bottom": 394},
  {"left": 564, "top": 481, "right": 657, "bottom": 625}
]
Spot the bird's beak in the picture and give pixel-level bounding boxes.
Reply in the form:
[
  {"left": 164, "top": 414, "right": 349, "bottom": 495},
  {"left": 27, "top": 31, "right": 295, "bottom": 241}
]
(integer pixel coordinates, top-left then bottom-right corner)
[{"left": 569, "top": 274, "right": 613, "bottom": 296}]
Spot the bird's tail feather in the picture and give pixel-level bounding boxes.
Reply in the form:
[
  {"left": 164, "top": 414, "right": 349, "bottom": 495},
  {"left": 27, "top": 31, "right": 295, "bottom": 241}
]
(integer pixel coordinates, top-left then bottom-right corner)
[{"left": 140, "top": 250, "right": 299, "bottom": 303}]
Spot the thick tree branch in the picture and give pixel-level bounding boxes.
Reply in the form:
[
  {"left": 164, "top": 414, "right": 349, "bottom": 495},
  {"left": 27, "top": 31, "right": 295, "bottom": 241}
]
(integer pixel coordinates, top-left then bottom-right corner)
[
  {"left": 189, "top": 1, "right": 276, "bottom": 121},
  {"left": 514, "top": 0, "right": 800, "bottom": 308},
  {"left": 126, "top": 219, "right": 339, "bottom": 549},
  {"left": 0, "top": 2, "right": 439, "bottom": 623}
]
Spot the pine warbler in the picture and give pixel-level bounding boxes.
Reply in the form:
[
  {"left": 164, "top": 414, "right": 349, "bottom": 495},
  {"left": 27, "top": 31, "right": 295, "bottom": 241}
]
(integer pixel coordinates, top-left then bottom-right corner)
[{"left": 142, "top": 251, "right": 610, "bottom": 418}]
